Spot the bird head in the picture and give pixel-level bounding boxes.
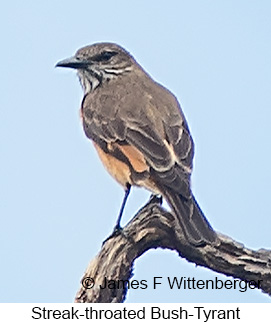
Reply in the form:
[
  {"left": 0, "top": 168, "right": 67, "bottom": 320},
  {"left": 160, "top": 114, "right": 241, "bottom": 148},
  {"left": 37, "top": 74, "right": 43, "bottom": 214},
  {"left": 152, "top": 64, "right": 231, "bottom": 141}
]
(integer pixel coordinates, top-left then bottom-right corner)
[{"left": 56, "top": 42, "right": 135, "bottom": 92}]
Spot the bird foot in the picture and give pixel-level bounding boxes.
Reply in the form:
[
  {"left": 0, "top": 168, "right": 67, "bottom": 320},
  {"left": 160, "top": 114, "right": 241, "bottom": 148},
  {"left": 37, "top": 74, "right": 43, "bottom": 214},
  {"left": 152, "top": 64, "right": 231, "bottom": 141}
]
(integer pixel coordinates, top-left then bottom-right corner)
[
  {"left": 102, "top": 225, "right": 125, "bottom": 246},
  {"left": 148, "top": 194, "right": 163, "bottom": 205}
]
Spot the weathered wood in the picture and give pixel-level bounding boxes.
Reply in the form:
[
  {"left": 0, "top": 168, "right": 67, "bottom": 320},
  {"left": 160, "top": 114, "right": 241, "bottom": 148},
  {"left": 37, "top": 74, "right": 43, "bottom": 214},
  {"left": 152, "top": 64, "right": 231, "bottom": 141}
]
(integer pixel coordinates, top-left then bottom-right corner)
[{"left": 75, "top": 196, "right": 271, "bottom": 303}]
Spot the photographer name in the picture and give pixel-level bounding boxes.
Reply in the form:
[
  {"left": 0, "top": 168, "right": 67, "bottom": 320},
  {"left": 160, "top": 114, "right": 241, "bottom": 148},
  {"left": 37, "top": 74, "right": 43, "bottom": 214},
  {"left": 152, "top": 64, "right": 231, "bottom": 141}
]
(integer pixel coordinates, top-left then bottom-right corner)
[{"left": 99, "top": 276, "right": 262, "bottom": 292}]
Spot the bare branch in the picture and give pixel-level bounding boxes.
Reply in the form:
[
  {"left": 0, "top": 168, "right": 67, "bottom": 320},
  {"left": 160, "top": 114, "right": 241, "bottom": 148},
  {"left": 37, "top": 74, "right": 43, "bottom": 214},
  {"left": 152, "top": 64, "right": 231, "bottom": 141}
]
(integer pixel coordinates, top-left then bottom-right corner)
[{"left": 75, "top": 196, "right": 271, "bottom": 303}]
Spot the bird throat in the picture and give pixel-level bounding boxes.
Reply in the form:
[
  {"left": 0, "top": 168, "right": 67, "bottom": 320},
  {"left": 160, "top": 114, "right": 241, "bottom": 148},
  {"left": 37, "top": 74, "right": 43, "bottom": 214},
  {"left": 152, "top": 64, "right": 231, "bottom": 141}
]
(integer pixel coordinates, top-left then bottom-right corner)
[
  {"left": 77, "top": 69, "right": 102, "bottom": 93},
  {"left": 77, "top": 66, "right": 132, "bottom": 94}
]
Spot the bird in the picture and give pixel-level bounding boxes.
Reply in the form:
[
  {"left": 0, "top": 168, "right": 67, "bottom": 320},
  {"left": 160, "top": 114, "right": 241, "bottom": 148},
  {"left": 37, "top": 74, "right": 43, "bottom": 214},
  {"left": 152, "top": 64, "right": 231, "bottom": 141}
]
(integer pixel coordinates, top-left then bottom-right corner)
[{"left": 56, "top": 42, "right": 217, "bottom": 246}]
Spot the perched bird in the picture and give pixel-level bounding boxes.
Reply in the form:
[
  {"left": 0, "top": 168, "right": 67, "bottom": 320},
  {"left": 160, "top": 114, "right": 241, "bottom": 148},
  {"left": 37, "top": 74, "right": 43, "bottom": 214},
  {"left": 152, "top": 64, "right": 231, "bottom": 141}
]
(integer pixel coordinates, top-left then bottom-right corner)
[{"left": 56, "top": 42, "right": 217, "bottom": 246}]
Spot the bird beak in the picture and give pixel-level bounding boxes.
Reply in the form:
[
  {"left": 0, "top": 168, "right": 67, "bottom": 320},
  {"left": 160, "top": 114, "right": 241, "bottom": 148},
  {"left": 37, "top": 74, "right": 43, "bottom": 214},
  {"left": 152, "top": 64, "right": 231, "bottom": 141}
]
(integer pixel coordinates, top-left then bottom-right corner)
[{"left": 55, "top": 56, "right": 89, "bottom": 69}]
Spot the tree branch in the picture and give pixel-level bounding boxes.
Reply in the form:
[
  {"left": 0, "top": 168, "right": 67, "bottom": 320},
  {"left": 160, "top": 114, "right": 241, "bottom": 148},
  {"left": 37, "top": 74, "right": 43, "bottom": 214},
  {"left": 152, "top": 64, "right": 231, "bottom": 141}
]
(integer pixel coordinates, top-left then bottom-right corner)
[{"left": 75, "top": 196, "right": 271, "bottom": 303}]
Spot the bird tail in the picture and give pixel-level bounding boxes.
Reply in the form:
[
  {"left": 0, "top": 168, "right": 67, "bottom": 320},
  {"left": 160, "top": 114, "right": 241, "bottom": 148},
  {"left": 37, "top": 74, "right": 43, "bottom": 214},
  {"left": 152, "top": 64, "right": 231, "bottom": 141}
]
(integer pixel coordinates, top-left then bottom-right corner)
[{"left": 162, "top": 189, "right": 217, "bottom": 246}]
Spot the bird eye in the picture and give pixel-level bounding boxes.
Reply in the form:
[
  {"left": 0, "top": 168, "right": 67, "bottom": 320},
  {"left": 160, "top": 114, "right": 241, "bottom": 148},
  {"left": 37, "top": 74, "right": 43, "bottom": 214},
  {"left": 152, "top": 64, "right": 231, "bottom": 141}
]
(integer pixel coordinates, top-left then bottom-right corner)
[{"left": 93, "top": 51, "right": 118, "bottom": 62}]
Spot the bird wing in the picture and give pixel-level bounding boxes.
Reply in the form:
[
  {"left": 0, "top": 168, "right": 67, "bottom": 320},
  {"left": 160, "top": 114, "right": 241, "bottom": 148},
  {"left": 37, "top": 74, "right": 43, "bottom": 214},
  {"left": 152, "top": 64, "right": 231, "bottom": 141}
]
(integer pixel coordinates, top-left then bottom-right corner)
[{"left": 82, "top": 80, "right": 194, "bottom": 199}]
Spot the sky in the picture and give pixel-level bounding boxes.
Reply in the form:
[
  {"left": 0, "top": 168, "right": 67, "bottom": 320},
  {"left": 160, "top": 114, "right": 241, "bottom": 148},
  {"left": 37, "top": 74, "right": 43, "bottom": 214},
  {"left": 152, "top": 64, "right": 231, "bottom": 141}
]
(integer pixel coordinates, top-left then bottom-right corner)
[{"left": 1, "top": 1, "right": 270, "bottom": 303}]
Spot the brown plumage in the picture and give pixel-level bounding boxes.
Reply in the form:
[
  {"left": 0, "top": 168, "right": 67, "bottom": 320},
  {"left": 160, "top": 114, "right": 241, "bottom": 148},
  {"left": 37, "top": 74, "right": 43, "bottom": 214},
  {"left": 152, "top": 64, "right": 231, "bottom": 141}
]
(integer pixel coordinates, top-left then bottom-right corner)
[{"left": 56, "top": 42, "right": 217, "bottom": 246}]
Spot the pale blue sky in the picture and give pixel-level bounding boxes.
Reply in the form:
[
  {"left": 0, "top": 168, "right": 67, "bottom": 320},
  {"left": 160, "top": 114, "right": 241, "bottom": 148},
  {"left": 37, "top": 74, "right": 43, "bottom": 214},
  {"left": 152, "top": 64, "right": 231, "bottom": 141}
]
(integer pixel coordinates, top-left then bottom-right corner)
[{"left": 1, "top": 1, "right": 270, "bottom": 302}]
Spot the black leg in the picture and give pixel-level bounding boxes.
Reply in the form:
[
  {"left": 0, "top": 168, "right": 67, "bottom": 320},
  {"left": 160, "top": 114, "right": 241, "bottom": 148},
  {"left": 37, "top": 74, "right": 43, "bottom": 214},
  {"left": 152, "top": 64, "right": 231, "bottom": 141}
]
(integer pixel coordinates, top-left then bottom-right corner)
[
  {"left": 113, "top": 184, "right": 131, "bottom": 231},
  {"left": 102, "top": 184, "right": 131, "bottom": 245}
]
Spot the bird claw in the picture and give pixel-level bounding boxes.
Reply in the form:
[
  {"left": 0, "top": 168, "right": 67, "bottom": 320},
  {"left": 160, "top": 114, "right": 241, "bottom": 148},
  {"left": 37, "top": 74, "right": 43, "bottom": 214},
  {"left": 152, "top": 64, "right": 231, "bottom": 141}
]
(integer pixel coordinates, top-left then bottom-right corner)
[
  {"left": 102, "top": 225, "right": 124, "bottom": 246},
  {"left": 148, "top": 194, "right": 163, "bottom": 205}
]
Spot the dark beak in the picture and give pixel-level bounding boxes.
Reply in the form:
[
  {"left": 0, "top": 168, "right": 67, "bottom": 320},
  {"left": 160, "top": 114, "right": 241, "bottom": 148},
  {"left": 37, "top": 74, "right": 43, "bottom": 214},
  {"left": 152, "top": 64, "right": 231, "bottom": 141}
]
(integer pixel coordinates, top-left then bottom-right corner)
[{"left": 55, "top": 56, "right": 89, "bottom": 69}]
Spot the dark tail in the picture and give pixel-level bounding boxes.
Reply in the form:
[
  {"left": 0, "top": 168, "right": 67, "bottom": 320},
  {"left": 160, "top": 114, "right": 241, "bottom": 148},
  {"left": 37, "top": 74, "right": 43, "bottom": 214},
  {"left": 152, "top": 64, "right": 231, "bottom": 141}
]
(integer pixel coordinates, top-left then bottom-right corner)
[{"left": 162, "top": 189, "right": 217, "bottom": 246}]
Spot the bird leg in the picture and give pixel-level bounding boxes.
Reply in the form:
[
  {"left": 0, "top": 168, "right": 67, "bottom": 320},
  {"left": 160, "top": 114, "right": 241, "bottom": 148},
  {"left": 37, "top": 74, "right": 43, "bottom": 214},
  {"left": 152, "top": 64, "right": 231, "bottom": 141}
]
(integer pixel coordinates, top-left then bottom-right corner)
[
  {"left": 113, "top": 184, "right": 131, "bottom": 232},
  {"left": 103, "top": 184, "right": 131, "bottom": 245}
]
